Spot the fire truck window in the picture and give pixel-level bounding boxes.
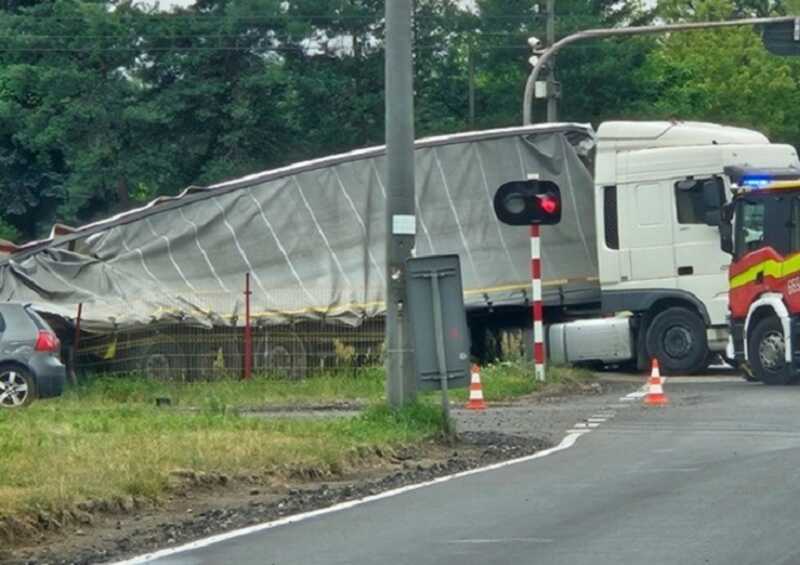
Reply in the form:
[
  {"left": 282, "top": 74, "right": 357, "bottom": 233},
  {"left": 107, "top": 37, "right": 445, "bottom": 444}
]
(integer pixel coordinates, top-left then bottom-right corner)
[
  {"left": 736, "top": 200, "right": 766, "bottom": 257},
  {"left": 675, "top": 178, "right": 724, "bottom": 224},
  {"left": 791, "top": 198, "right": 800, "bottom": 253}
]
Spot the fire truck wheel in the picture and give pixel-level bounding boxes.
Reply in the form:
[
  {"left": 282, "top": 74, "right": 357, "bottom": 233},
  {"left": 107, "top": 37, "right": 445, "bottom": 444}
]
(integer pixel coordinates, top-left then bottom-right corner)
[
  {"left": 748, "top": 317, "right": 796, "bottom": 386},
  {"left": 646, "top": 307, "right": 708, "bottom": 374}
]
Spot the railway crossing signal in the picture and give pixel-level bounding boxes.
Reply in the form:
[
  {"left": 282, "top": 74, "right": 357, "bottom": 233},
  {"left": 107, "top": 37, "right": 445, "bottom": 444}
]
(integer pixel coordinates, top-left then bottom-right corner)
[{"left": 493, "top": 179, "right": 562, "bottom": 381}]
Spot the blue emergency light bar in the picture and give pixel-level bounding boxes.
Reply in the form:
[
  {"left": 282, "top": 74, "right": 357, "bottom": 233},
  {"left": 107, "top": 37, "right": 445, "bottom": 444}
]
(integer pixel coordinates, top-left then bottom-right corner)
[
  {"left": 725, "top": 165, "right": 800, "bottom": 190},
  {"left": 740, "top": 176, "right": 772, "bottom": 189}
]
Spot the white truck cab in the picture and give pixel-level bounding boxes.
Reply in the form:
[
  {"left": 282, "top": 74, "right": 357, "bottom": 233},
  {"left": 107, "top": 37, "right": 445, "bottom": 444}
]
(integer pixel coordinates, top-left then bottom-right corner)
[{"left": 549, "top": 121, "right": 800, "bottom": 373}]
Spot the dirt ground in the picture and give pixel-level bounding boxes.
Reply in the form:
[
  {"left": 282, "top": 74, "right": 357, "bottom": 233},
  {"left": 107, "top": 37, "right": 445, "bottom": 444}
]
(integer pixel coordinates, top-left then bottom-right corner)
[{"left": 1, "top": 376, "right": 642, "bottom": 565}]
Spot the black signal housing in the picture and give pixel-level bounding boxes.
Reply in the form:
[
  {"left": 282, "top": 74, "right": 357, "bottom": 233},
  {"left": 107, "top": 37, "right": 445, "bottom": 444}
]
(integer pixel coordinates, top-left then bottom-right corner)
[{"left": 493, "top": 180, "right": 562, "bottom": 226}]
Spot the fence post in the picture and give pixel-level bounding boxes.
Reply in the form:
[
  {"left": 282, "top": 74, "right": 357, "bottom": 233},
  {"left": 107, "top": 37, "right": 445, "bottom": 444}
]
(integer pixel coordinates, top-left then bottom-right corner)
[
  {"left": 243, "top": 273, "right": 252, "bottom": 380},
  {"left": 70, "top": 303, "right": 82, "bottom": 386}
]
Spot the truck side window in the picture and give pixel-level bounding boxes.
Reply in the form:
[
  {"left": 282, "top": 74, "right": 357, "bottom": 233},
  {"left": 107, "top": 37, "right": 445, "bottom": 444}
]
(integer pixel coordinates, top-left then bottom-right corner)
[
  {"left": 675, "top": 178, "right": 724, "bottom": 224},
  {"left": 603, "top": 186, "right": 619, "bottom": 250}
]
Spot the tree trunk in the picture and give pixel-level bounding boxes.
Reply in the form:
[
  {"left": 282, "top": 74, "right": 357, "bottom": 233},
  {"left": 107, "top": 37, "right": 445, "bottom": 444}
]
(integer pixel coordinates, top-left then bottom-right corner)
[{"left": 116, "top": 177, "right": 130, "bottom": 210}]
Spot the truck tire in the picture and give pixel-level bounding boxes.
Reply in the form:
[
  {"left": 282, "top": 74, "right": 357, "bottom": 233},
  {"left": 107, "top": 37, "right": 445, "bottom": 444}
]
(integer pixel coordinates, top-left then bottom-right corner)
[
  {"left": 747, "top": 316, "right": 796, "bottom": 385},
  {"left": 645, "top": 307, "right": 708, "bottom": 374}
]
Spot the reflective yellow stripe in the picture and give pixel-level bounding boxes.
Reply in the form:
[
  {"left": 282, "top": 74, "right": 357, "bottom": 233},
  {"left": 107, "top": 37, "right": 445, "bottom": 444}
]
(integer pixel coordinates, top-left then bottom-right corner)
[{"left": 730, "top": 254, "right": 800, "bottom": 289}]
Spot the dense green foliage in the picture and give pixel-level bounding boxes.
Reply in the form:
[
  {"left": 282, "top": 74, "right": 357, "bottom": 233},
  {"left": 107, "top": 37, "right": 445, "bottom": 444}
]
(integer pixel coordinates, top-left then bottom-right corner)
[{"left": 0, "top": 0, "right": 797, "bottom": 241}]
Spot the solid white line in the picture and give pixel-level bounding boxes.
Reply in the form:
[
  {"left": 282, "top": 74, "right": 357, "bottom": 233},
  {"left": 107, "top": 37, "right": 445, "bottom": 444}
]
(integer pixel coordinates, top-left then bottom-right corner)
[
  {"left": 112, "top": 431, "right": 587, "bottom": 564},
  {"left": 445, "top": 537, "right": 554, "bottom": 544}
]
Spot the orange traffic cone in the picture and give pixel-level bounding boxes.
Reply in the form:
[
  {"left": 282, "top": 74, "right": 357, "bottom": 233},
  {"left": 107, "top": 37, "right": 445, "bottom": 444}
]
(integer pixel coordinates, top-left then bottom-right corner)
[
  {"left": 643, "top": 358, "right": 668, "bottom": 406},
  {"left": 465, "top": 364, "right": 487, "bottom": 410}
]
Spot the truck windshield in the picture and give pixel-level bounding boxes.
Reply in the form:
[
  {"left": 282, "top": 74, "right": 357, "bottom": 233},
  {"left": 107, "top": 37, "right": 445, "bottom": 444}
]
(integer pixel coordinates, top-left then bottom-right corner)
[{"left": 734, "top": 200, "right": 765, "bottom": 258}]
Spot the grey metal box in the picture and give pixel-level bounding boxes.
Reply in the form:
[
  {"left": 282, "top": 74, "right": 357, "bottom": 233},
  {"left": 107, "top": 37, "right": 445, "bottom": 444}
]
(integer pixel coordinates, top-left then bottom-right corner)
[
  {"left": 548, "top": 317, "right": 633, "bottom": 365},
  {"left": 406, "top": 255, "right": 471, "bottom": 391}
]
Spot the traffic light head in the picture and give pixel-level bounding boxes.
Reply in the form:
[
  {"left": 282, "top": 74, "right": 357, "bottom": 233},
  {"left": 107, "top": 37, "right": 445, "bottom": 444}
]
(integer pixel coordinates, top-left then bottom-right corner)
[{"left": 493, "top": 179, "right": 562, "bottom": 226}]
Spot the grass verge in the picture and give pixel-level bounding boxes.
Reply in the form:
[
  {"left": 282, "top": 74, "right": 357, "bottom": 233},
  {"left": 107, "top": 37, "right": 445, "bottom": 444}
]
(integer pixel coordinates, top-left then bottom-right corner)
[
  {"left": 0, "top": 393, "right": 442, "bottom": 531},
  {"left": 0, "top": 361, "right": 594, "bottom": 541},
  {"left": 445, "top": 363, "right": 596, "bottom": 403}
]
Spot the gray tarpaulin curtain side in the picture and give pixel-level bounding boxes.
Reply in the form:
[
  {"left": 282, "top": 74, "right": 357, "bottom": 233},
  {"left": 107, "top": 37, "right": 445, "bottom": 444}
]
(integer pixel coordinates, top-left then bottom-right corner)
[{"left": 0, "top": 124, "right": 598, "bottom": 331}]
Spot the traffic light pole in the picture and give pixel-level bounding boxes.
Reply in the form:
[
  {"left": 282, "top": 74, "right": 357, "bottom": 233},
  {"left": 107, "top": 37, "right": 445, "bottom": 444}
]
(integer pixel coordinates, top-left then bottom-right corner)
[
  {"left": 385, "top": 0, "right": 417, "bottom": 407},
  {"left": 530, "top": 225, "right": 545, "bottom": 381},
  {"left": 545, "top": 0, "right": 557, "bottom": 122},
  {"left": 523, "top": 15, "right": 798, "bottom": 125}
]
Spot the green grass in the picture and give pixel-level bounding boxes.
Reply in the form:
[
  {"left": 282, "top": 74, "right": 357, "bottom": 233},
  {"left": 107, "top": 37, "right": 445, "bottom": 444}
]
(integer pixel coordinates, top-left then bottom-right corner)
[
  {"left": 443, "top": 363, "right": 596, "bottom": 403},
  {"left": 67, "top": 362, "right": 594, "bottom": 410},
  {"left": 0, "top": 362, "right": 594, "bottom": 534},
  {"left": 0, "top": 388, "right": 442, "bottom": 525},
  {"left": 68, "top": 368, "right": 387, "bottom": 409}
]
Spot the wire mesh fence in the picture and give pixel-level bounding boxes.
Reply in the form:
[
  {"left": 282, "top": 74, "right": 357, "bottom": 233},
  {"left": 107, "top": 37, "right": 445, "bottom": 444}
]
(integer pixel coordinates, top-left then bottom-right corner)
[
  {"left": 75, "top": 319, "right": 385, "bottom": 381},
  {"left": 66, "top": 277, "right": 387, "bottom": 381}
]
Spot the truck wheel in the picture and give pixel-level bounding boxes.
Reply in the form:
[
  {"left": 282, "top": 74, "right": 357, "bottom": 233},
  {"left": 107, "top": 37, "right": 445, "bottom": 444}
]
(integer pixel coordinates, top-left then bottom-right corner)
[
  {"left": 645, "top": 307, "right": 708, "bottom": 374},
  {"left": 747, "top": 317, "right": 795, "bottom": 385},
  {"left": 255, "top": 332, "right": 307, "bottom": 380}
]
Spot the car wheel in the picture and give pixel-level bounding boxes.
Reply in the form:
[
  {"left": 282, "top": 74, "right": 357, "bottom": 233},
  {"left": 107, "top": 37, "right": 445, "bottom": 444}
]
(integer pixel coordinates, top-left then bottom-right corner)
[
  {"left": 748, "top": 316, "right": 796, "bottom": 385},
  {"left": 0, "top": 365, "right": 36, "bottom": 408},
  {"left": 645, "top": 307, "right": 708, "bottom": 374}
]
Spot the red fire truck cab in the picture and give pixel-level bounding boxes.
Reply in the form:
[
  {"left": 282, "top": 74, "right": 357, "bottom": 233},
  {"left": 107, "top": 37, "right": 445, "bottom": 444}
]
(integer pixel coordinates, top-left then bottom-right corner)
[{"left": 724, "top": 172, "right": 800, "bottom": 384}]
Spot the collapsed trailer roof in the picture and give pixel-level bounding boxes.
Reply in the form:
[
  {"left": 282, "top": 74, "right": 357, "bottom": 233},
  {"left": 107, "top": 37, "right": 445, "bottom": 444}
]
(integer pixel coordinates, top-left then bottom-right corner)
[{"left": 0, "top": 124, "right": 598, "bottom": 330}]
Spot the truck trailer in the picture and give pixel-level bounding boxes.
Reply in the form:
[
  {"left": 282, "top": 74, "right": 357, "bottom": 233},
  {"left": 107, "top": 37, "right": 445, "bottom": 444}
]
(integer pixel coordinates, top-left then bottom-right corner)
[{"left": 0, "top": 121, "right": 796, "bottom": 377}]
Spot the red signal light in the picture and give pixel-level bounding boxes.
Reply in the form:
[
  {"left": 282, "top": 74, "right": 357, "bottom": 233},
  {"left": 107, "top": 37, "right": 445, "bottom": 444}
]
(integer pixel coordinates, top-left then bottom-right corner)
[{"left": 539, "top": 195, "right": 559, "bottom": 214}]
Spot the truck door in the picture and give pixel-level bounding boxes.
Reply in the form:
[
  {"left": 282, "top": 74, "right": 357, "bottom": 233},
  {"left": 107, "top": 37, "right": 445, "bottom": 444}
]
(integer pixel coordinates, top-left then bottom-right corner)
[
  {"left": 672, "top": 177, "right": 729, "bottom": 325},
  {"left": 620, "top": 181, "right": 676, "bottom": 284}
]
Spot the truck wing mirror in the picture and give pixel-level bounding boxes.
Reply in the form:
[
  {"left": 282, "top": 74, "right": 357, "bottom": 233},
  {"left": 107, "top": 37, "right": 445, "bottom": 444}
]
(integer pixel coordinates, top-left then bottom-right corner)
[
  {"left": 719, "top": 219, "right": 734, "bottom": 254},
  {"left": 704, "top": 210, "right": 722, "bottom": 226},
  {"left": 702, "top": 178, "right": 724, "bottom": 209}
]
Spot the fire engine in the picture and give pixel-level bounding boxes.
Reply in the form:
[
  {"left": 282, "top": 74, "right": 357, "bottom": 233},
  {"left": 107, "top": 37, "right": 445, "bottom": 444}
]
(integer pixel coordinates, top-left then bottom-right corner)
[{"left": 723, "top": 171, "right": 800, "bottom": 384}]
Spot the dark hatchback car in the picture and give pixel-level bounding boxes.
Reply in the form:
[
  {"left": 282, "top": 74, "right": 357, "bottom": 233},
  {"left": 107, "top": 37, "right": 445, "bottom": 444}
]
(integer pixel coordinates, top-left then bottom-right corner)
[{"left": 0, "top": 303, "right": 65, "bottom": 408}]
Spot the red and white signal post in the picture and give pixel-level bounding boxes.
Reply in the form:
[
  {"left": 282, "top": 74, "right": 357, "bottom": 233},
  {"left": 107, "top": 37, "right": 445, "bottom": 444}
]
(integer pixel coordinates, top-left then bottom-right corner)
[
  {"left": 492, "top": 177, "right": 561, "bottom": 383},
  {"left": 530, "top": 224, "right": 545, "bottom": 381}
]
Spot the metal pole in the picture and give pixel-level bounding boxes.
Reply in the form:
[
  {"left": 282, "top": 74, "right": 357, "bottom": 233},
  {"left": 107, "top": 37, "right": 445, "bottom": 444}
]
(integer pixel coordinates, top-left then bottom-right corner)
[
  {"left": 243, "top": 272, "right": 252, "bottom": 380},
  {"left": 385, "top": 0, "right": 417, "bottom": 407},
  {"left": 530, "top": 225, "right": 545, "bottom": 381},
  {"left": 523, "top": 15, "right": 799, "bottom": 124},
  {"left": 545, "top": 0, "right": 557, "bottom": 122},
  {"left": 431, "top": 273, "right": 450, "bottom": 432},
  {"left": 468, "top": 44, "right": 476, "bottom": 128},
  {"left": 70, "top": 303, "right": 82, "bottom": 386}
]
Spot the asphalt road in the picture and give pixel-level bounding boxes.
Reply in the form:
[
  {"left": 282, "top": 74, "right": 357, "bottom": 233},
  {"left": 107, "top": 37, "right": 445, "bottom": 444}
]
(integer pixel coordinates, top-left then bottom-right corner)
[{"left": 139, "top": 376, "right": 800, "bottom": 565}]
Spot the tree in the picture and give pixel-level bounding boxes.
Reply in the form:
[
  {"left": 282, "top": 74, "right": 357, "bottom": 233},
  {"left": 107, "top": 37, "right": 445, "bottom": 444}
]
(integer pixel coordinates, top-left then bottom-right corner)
[{"left": 628, "top": 0, "right": 800, "bottom": 147}]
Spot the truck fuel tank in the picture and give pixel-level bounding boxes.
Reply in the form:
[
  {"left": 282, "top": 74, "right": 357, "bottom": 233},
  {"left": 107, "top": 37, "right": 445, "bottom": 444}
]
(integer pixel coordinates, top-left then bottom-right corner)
[{"left": 548, "top": 317, "right": 633, "bottom": 365}]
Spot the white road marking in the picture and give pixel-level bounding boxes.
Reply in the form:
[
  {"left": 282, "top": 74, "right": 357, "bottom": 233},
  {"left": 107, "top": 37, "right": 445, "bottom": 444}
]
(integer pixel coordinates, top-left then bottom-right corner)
[
  {"left": 572, "top": 422, "right": 600, "bottom": 429},
  {"left": 445, "top": 537, "right": 554, "bottom": 544},
  {"left": 112, "top": 432, "right": 587, "bottom": 564}
]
